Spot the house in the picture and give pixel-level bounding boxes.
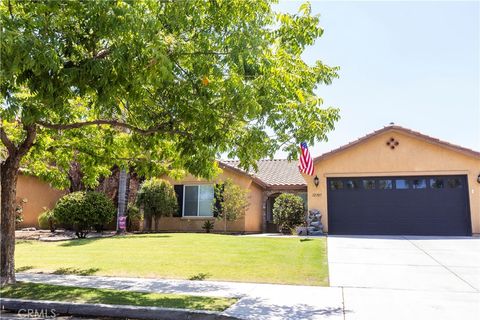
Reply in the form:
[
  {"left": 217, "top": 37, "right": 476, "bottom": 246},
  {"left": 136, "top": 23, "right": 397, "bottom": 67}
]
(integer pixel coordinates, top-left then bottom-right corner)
[
  {"left": 161, "top": 160, "right": 307, "bottom": 233},
  {"left": 305, "top": 125, "right": 479, "bottom": 236},
  {"left": 16, "top": 124, "right": 480, "bottom": 235}
]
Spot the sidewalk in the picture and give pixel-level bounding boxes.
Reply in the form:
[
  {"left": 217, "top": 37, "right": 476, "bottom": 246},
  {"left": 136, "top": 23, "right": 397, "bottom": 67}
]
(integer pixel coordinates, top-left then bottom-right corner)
[{"left": 16, "top": 273, "right": 344, "bottom": 320}]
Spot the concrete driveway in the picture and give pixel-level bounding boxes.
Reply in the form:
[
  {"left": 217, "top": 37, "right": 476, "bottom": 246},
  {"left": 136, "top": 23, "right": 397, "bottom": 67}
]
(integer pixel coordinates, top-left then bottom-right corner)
[{"left": 328, "top": 235, "right": 480, "bottom": 320}]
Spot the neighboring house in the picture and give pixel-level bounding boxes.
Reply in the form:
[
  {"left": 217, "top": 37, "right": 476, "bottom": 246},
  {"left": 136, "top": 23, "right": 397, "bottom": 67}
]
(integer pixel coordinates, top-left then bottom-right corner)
[
  {"left": 15, "top": 124, "right": 480, "bottom": 236},
  {"left": 15, "top": 174, "right": 65, "bottom": 228}
]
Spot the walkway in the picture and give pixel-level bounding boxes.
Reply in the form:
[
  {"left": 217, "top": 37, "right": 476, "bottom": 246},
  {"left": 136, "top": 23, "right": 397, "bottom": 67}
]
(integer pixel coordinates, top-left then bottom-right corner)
[{"left": 17, "top": 273, "right": 344, "bottom": 320}]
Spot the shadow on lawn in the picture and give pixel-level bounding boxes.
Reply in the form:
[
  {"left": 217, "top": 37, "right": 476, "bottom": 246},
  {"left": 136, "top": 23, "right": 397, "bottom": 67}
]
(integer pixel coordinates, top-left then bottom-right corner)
[
  {"left": 15, "top": 265, "right": 35, "bottom": 272},
  {"left": 52, "top": 267, "right": 100, "bottom": 276},
  {"left": 126, "top": 234, "right": 172, "bottom": 239},
  {"left": 58, "top": 237, "right": 106, "bottom": 247},
  {"left": 1, "top": 282, "right": 234, "bottom": 311}
]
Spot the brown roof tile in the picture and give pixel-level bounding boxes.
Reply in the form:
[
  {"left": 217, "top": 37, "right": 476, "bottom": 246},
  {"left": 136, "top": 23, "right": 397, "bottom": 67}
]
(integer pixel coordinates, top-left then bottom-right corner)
[{"left": 219, "top": 159, "right": 307, "bottom": 188}]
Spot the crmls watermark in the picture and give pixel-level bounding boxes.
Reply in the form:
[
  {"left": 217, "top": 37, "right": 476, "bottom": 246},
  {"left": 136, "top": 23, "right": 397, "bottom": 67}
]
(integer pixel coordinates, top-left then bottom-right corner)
[{"left": 17, "top": 309, "right": 57, "bottom": 318}]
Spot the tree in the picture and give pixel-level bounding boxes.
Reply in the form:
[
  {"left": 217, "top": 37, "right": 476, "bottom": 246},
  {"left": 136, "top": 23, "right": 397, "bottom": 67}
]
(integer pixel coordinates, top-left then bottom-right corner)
[
  {"left": 136, "top": 178, "right": 177, "bottom": 230},
  {"left": 272, "top": 193, "right": 305, "bottom": 234},
  {"left": 0, "top": 1, "right": 339, "bottom": 284},
  {"left": 214, "top": 179, "right": 249, "bottom": 233}
]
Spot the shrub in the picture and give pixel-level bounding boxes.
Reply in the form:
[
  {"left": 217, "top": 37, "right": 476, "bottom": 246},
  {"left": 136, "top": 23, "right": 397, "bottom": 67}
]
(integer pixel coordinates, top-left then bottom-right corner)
[
  {"left": 136, "top": 178, "right": 177, "bottom": 230},
  {"left": 53, "top": 191, "right": 116, "bottom": 238},
  {"left": 202, "top": 220, "right": 215, "bottom": 233},
  {"left": 38, "top": 209, "right": 57, "bottom": 232},
  {"left": 272, "top": 193, "right": 305, "bottom": 234},
  {"left": 126, "top": 204, "right": 143, "bottom": 231}
]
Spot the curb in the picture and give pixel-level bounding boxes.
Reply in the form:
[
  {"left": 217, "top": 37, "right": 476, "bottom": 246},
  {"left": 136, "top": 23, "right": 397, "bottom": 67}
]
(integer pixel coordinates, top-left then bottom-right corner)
[{"left": 1, "top": 298, "right": 240, "bottom": 320}]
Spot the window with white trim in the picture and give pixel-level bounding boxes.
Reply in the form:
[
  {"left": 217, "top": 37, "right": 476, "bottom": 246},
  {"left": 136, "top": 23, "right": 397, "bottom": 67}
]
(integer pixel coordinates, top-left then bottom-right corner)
[{"left": 183, "top": 185, "right": 214, "bottom": 217}]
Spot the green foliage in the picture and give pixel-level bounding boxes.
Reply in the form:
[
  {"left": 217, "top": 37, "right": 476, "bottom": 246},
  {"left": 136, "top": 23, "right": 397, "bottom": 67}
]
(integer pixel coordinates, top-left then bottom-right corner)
[
  {"left": 202, "top": 220, "right": 215, "bottom": 233},
  {"left": 53, "top": 192, "right": 116, "bottom": 238},
  {"left": 214, "top": 179, "right": 249, "bottom": 231},
  {"left": 136, "top": 179, "right": 177, "bottom": 219},
  {"left": 126, "top": 204, "right": 143, "bottom": 232},
  {"left": 38, "top": 210, "right": 57, "bottom": 232},
  {"left": 272, "top": 194, "right": 305, "bottom": 234},
  {"left": 1, "top": 0, "right": 339, "bottom": 189}
]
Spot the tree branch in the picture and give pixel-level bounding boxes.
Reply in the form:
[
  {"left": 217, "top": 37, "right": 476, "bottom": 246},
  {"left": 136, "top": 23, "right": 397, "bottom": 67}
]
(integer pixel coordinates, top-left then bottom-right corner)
[
  {"left": 36, "top": 119, "right": 190, "bottom": 136},
  {"left": 17, "top": 125, "right": 37, "bottom": 157},
  {"left": 0, "top": 126, "right": 16, "bottom": 155}
]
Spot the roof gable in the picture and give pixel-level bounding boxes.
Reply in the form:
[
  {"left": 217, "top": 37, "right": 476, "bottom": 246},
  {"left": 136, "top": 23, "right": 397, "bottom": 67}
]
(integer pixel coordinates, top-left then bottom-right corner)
[{"left": 314, "top": 125, "right": 480, "bottom": 163}]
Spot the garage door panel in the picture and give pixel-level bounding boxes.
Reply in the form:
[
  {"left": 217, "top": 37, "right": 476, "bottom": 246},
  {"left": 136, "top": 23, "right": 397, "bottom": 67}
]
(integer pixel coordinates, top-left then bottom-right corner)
[{"left": 327, "top": 175, "right": 471, "bottom": 236}]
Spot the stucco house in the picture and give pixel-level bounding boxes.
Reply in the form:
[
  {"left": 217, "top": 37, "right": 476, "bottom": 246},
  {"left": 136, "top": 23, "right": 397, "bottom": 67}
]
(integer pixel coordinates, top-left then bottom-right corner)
[{"left": 16, "top": 125, "right": 480, "bottom": 235}]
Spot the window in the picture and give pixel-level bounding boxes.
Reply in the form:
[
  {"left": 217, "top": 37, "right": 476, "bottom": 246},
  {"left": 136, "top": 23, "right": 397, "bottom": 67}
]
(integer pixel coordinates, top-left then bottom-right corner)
[
  {"left": 447, "top": 178, "right": 462, "bottom": 189},
  {"left": 363, "top": 179, "right": 376, "bottom": 190},
  {"left": 183, "top": 185, "right": 214, "bottom": 217},
  {"left": 378, "top": 180, "right": 393, "bottom": 190},
  {"left": 345, "top": 180, "right": 361, "bottom": 190},
  {"left": 298, "top": 192, "right": 308, "bottom": 207},
  {"left": 396, "top": 179, "right": 409, "bottom": 189},
  {"left": 412, "top": 179, "right": 426, "bottom": 189},
  {"left": 430, "top": 178, "right": 444, "bottom": 189},
  {"left": 330, "top": 180, "right": 344, "bottom": 190}
]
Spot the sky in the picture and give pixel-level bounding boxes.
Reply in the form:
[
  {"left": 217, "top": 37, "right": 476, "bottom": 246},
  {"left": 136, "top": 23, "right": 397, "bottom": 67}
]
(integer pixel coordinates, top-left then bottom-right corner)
[{"left": 273, "top": 0, "right": 480, "bottom": 158}]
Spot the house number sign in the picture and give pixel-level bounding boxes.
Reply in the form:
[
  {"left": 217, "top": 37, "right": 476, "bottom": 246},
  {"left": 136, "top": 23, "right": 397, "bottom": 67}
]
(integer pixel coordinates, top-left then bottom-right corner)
[{"left": 312, "top": 193, "right": 322, "bottom": 197}]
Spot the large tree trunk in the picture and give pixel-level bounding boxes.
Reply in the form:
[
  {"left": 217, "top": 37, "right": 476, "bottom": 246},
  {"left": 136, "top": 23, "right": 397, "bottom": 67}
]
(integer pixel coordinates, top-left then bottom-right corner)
[
  {"left": 1, "top": 156, "right": 21, "bottom": 285},
  {"left": 0, "top": 124, "right": 37, "bottom": 285}
]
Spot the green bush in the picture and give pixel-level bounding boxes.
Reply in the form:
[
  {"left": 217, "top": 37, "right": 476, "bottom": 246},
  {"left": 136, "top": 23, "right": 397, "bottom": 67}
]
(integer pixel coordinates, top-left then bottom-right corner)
[
  {"left": 53, "top": 192, "right": 116, "bottom": 238},
  {"left": 272, "top": 193, "right": 305, "bottom": 234},
  {"left": 136, "top": 178, "right": 177, "bottom": 230},
  {"left": 38, "top": 210, "right": 57, "bottom": 232}
]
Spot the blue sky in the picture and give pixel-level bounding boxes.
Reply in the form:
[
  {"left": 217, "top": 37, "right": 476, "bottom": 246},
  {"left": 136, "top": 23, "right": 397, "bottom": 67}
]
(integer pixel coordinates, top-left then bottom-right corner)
[{"left": 274, "top": 1, "right": 480, "bottom": 158}]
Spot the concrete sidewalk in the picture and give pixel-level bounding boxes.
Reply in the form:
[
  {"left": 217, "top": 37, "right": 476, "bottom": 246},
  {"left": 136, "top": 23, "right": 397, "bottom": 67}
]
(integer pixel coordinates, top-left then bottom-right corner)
[{"left": 16, "top": 273, "right": 344, "bottom": 320}]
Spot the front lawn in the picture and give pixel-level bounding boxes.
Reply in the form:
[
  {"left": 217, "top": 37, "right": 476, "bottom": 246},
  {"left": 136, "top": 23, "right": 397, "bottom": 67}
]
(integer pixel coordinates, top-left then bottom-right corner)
[
  {"left": 15, "top": 233, "right": 328, "bottom": 286},
  {"left": 1, "top": 282, "right": 236, "bottom": 311}
]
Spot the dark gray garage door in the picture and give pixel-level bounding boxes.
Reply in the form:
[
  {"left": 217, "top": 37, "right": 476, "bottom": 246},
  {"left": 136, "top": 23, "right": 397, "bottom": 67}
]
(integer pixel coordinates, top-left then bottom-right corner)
[{"left": 327, "top": 175, "right": 471, "bottom": 236}]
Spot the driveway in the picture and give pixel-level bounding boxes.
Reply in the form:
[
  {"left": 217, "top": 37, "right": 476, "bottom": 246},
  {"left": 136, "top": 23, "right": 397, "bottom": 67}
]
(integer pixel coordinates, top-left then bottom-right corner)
[{"left": 328, "top": 235, "right": 480, "bottom": 320}]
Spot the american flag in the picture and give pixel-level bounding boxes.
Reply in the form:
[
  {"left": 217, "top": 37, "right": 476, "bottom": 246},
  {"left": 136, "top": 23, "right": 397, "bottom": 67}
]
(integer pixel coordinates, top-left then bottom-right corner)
[{"left": 298, "top": 142, "right": 315, "bottom": 176}]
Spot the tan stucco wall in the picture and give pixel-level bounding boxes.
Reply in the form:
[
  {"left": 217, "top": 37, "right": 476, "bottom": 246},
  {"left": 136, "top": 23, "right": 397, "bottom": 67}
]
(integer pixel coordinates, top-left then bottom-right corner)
[
  {"left": 305, "top": 129, "right": 480, "bottom": 234},
  {"left": 16, "top": 174, "right": 65, "bottom": 228},
  {"left": 160, "top": 168, "right": 263, "bottom": 233}
]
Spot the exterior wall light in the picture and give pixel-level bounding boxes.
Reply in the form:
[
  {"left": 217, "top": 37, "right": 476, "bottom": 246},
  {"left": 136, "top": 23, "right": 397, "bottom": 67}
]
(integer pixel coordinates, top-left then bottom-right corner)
[{"left": 314, "top": 175, "right": 320, "bottom": 187}]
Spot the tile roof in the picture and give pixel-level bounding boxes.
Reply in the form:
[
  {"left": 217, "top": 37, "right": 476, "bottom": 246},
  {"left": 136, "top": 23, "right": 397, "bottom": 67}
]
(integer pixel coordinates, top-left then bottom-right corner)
[{"left": 219, "top": 159, "right": 307, "bottom": 188}]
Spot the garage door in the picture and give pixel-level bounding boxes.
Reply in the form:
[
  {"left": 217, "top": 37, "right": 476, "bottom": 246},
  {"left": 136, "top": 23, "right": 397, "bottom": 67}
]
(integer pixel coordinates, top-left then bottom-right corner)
[{"left": 327, "top": 175, "right": 471, "bottom": 236}]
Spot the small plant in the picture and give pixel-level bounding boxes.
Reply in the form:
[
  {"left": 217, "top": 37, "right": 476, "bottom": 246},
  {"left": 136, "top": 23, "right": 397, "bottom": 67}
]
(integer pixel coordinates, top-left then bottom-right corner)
[
  {"left": 136, "top": 178, "right": 177, "bottom": 230},
  {"left": 202, "top": 220, "right": 215, "bottom": 233},
  {"left": 273, "top": 193, "right": 305, "bottom": 234},
  {"left": 38, "top": 209, "right": 57, "bottom": 232},
  {"left": 53, "top": 191, "right": 116, "bottom": 238}
]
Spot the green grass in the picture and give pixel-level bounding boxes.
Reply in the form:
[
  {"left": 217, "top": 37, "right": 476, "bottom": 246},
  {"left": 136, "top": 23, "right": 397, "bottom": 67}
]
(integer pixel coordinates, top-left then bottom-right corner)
[
  {"left": 0, "top": 282, "right": 236, "bottom": 311},
  {"left": 15, "top": 233, "right": 328, "bottom": 286}
]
